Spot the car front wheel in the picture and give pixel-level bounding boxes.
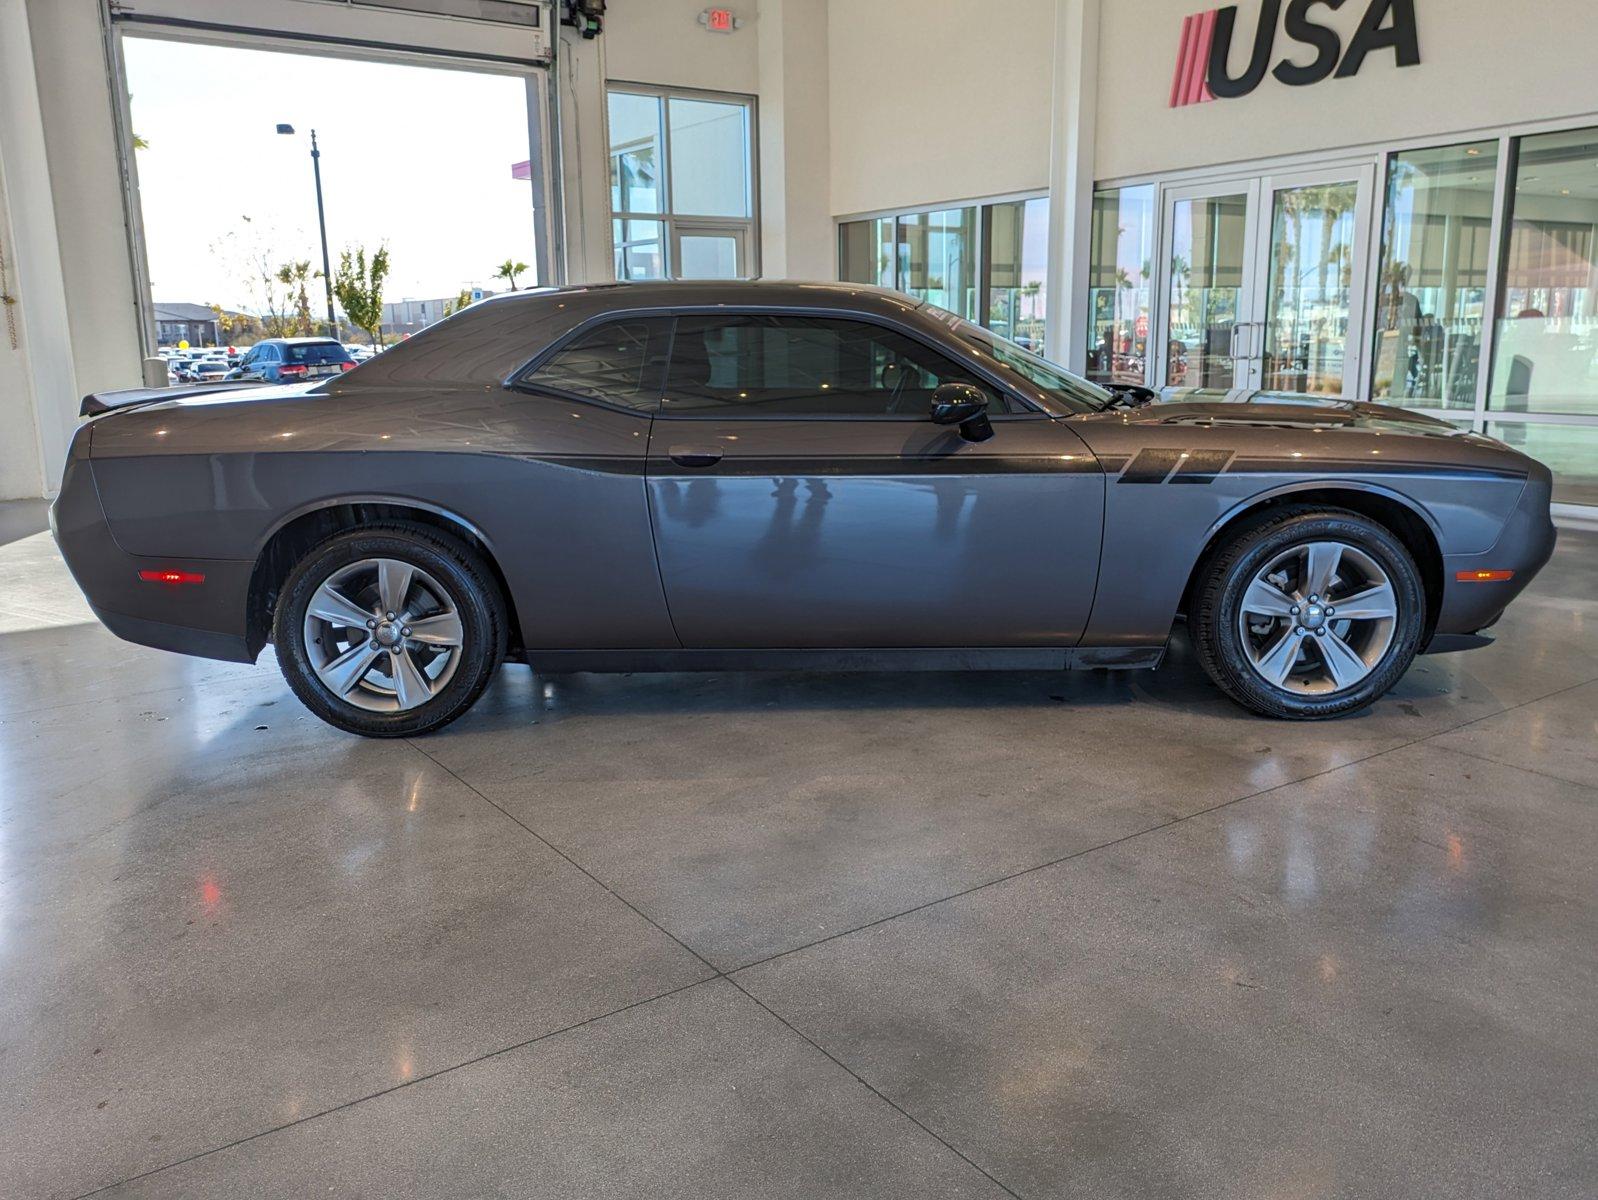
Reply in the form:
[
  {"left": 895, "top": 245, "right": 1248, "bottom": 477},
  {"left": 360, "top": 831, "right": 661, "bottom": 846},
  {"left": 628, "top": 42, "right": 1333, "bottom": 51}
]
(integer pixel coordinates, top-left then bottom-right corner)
[
  {"left": 1191, "top": 507, "right": 1426, "bottom": 719},
  {"left": 273, "top": 524, "right": 506, "bottom": 737}
]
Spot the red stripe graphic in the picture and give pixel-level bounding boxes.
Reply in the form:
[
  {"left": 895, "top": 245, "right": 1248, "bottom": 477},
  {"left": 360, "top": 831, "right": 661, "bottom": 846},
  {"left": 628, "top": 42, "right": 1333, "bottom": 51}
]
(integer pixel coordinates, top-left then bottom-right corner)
[
  {"left": 1169, "top": 14, "right": 1195, "bottom": 109},
  {"left": 1170, "top": 8, "right": 1221, "bottom": 108}
]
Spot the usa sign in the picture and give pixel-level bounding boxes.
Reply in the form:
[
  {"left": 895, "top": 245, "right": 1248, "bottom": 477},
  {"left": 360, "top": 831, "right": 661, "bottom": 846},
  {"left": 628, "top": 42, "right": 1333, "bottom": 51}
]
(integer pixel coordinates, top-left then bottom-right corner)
[{"left": 1171, "top": 0, "right": 1421, "bottom": 109}]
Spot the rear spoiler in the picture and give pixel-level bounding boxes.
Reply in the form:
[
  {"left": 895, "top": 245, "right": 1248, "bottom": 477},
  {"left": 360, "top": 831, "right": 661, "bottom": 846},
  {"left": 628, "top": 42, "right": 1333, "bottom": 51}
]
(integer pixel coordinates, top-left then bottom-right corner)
[{"left": 80, "top": 381, "right": 259, "bottom": 418}]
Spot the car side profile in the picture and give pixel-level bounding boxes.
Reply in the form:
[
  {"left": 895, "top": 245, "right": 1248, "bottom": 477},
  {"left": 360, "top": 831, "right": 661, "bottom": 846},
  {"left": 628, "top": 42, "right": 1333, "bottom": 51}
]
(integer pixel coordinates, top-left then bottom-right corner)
[{"left": 54, "top": 282, "right": 1556, "bottom": 736}]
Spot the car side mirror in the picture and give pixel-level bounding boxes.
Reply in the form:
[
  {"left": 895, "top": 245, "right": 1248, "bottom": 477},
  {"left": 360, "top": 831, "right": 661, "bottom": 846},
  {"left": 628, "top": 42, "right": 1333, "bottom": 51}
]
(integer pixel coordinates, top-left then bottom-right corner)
[{"left": 929, "top": 382, "right": 994, "bottom": 443}]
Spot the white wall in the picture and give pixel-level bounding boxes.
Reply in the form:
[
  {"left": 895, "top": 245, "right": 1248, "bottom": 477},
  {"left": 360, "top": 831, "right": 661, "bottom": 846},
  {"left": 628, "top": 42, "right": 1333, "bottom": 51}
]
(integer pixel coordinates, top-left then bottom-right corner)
[
  {"left": 27, "top": 0, "right": 146, "bottom": 409},
  {"left": 1097, "top": 0, "right": 1598, "bottom": 181},
  {"left": 0, "top": 159, "right": 45, "bottom": 500},
  {"left": 604, "top": 0, "right": 761, "bottom": 93},
  {"left": 827, "top": 0, "right": 1056, "bottom": 217}
]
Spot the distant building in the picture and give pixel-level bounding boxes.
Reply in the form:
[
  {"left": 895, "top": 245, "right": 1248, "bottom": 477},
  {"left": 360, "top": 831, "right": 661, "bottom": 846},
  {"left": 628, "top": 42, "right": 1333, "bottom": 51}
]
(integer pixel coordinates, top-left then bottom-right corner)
[
  {"left": 381, "top": 288, "right": 496, "bottom": 340},
  {"left": 154, "top": 302, "right": 220, "bottom": 347}
]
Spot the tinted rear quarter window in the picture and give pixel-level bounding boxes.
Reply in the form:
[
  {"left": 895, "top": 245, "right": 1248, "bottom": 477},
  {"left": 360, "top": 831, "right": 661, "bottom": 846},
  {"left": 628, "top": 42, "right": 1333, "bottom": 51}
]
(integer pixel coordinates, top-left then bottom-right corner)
[
  {"left": 661, "top": 315, "right": 1003, "bottom": 417},
  {"left": 524, "top": 318, "right": 671, "bottom": 410}
]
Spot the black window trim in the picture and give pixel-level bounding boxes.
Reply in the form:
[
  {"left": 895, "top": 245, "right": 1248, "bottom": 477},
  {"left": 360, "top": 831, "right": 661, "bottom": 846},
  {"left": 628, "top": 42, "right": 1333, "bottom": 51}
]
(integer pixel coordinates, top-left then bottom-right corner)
[
  {"left": 505, "top": 312, "right": 675, "bottom": 415},
  {"left": 505, "top": 304, "right": 1045, "bottom": 421}
]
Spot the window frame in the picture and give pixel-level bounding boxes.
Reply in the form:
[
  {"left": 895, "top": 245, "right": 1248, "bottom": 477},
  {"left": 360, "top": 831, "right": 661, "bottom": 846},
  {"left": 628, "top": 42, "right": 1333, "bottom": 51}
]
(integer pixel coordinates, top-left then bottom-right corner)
[
  {"left": 606, "top": 82, "right": 760, "bottom": 282},
  {"left": 836, "top": 190, "right": 1051, "bottom": 334},
  {"left": 507, "top": 313, "right": 673, "bottom": 414},
  {"left": 507, "top": 306, "right": 1046, "bottom": 421},
  {"left": 654, "top": 307, "right": 1040, "bottom": 422}
]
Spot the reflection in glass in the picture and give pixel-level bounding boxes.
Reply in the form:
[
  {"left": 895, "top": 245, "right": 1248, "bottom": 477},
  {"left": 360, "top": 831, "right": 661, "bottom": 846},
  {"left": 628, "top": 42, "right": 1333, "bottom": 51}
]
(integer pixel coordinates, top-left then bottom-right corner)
[
  {"left": 1262, "top": 181, "right": 1358, "bottom": 394},
  {"left": 899, "top": 208, "right": 977, "bottom": 319},
  {"left": 613, "top": 219, "right": 665, "bottom": 280},
  {"left": 1167, "top": 193, "right": 1247, "bottom": 388},
  {"left": 838, "top": 217, "right": 895, "bottom": 287},
  {"left": 1087, "top": 186, "right": 1155, "bottom": 384},
  {"left": 1489, "top": 126, "right": 1598, "bottom": 417},
  {"left": 678, "top": 233, "right": 740, "bottom": 279},
  {"left": 1486, "top": 421, "right": 1598, "bottom": 506},
  {"left": 608, "top": 93, "right": 663, "bottom": 214},
  {"left": 667, "top": 98, "right": 749, "bottom": 218},
  {"left": 1372, "top": 142, "right": 1496, "bottom": 408},
  {"left": 985, "top": 198, "right": 1049, "bottom": 351}
]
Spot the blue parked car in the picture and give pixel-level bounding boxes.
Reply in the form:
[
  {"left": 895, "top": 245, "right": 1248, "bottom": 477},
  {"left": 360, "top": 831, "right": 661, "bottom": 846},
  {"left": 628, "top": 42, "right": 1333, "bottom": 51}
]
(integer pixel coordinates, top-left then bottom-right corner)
[{"left": 228, "top": 337, "right": 355, "bottom": 383}]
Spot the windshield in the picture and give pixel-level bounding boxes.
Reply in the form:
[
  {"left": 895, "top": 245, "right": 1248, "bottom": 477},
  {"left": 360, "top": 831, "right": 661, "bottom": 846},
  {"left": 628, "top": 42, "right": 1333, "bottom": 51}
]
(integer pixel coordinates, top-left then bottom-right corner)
[
  {"left": 285, "top": 341, "right": 349, "bottom": 364},
  {"left": 936, "top": 313, "right": 1114, "bottom": 414}
]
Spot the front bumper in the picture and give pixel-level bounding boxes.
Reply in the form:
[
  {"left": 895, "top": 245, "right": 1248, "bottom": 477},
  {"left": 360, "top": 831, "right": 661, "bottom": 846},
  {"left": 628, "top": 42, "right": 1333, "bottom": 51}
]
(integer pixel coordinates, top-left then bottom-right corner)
[
  {"left": 1434, "top": 460, "right": 1558, "bottom": 637},
  {"left": 52, "top": 448, "right": 256, "bottom": 664}
]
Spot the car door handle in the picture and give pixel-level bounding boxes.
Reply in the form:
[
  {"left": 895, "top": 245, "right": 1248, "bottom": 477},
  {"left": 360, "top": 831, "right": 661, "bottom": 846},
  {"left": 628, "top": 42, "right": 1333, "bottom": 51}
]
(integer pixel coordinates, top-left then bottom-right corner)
[{"left": 668, "top": 446, "right": 724, "bottom": 468}]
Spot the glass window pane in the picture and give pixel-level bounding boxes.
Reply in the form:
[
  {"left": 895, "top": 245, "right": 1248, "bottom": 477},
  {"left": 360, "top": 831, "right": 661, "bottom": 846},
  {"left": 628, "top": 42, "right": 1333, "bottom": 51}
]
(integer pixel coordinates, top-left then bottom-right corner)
[
  {"left": 839, "top": 217, "right": 895, "bottom": 287},
  {"left": 985, "top": 198, "right": 1049, "bottom": 351},
  {"left": 1371, "top": 141, "right": 1497, "bottom": 408},
  {"left": 1489, "top": 126, "right": 1598, "bottom": 417},
  {"left": 1486, "top": 421, "right": 1598, "bottom": 506},
  {"left": 667, "top": 98, "right": 749, "bottom": 218},
  {"left": 613, "top": 218, "right": 666, "bottom": 280},
  {"left": 678, "top": 233, "right": 741, "bottom": 279},
  {"left": 608, "top": 92, "right": 664, "bottom": 214},
  {"left": 900, "top": 208, "right": 977, "bottom": 320},
  {"left": 1086, "top": 185, "right": 1155, "bottom": 384},
  {"left": 1261, "top": 180, "right": 1359, "bottom": 395},
  {"left": 662, "top": 315, "right": 999, "bottom": 416},
  {"left": 526, "top": 318, "right": 669, "bottom": 410},
  {"left": 1167, "top": 193, "right": 1248, "bottom": 388}
]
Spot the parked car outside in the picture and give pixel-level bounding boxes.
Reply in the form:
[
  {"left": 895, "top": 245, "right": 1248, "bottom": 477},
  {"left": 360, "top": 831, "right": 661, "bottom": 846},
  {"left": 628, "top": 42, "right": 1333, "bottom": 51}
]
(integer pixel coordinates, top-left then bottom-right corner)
[
  {"left": 228, "top": 338, "right": 357, "bottom": 383},
  {"left": 188, "top": 359, "right": 231, "bottom": 383}
]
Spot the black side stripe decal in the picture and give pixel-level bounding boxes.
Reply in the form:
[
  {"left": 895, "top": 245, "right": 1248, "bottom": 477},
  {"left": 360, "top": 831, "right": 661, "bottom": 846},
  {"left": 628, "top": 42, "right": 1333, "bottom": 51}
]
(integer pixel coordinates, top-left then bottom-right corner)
[
  {"left": 1169, "top": 449, "right": 1235, "bottom": 483},
  {"left": 1119, "top": 448, "right": 1185, "bottom": 484},
  {"left": 1113, "top": 450, "right": 1528, "bottom": 484}
]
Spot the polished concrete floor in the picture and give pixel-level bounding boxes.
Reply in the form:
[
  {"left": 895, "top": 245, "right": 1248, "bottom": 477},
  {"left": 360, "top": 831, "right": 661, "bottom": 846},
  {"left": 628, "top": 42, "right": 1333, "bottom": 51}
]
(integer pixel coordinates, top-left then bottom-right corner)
[{"left": 2, "top": 496, "right": 1594, "bottom": 1199}]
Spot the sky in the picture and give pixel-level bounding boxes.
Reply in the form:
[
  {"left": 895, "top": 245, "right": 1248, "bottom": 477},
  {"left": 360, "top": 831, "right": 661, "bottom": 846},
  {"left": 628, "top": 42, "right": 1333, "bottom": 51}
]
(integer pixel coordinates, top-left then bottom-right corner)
[{"left": 123, "top": 37, "right": 541, "bottom": 313}]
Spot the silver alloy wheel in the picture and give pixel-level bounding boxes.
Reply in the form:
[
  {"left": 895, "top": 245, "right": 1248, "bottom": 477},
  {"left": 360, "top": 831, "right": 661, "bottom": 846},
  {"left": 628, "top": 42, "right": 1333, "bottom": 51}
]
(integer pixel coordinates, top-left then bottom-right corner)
[
  {"left": 1236, "top": 540, "right": 1398, "bottom": 696},
  {"left": 302, "top": 557, "right": 464, "bottom": 713}
]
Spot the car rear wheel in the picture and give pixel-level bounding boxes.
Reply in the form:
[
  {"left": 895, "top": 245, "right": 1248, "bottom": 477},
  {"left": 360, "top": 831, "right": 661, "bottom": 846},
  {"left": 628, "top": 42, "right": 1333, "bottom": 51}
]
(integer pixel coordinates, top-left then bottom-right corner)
[
  {"left": 273, "top": 524, "right": 506, "bottom": 737},
  {"left": 1191, "top": 507, "right": 1426, "bottom": 719}
]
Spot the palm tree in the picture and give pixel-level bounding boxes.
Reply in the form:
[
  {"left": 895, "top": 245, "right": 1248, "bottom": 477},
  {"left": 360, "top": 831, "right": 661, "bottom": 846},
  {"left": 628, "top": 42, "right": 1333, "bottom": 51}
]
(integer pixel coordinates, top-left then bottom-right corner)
[{"left": 493, "top": 259, "right": 529, "bottom": 291}]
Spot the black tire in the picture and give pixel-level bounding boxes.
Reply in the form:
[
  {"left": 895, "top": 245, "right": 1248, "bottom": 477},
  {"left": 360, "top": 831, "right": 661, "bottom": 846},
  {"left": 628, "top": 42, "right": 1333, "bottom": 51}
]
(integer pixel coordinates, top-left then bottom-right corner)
[
  {"left": 1191, "top": 506, "right": 1426, "bottom": 719},
  {"left": 272, "top": 523, "right": 507, "bottom": 737}
]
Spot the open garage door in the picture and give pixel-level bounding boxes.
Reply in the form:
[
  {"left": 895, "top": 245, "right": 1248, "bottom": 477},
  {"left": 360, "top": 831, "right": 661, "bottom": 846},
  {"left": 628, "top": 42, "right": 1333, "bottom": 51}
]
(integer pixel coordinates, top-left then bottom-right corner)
[{"left": 107, "top": 0, "right": 559, "bottom": 358}]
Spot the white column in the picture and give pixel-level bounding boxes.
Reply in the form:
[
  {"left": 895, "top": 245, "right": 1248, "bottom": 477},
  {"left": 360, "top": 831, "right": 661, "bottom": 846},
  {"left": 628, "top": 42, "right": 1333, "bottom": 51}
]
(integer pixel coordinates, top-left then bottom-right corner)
[
  {"left": 554, "top": 26, "right": 613, "bottom": 284},
  {"left": 757, "top": 0, "right": 832, "bottom": 281},
  {"left": 1044, "top": 0, "right": 1100, "bottom": 372},
  {"left": 0, "top": 0, "right": 79, "bottom": 495}
]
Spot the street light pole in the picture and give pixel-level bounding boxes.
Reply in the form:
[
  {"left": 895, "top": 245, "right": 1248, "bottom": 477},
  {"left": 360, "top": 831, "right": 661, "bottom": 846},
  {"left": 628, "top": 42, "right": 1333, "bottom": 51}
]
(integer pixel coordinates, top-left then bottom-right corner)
[{"left": 277, "top": 123, "right": 340, "bottom": 340}]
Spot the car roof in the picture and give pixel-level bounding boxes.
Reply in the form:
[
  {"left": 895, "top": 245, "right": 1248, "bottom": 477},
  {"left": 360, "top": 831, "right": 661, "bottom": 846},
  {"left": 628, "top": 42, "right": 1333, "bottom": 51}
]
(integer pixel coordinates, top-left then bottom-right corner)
[
  {"left": 262, "top": 336, "right": 345, "bottom": 345},
  {"left": 479, "top": 279, "right": 928, "bottom": 318}
]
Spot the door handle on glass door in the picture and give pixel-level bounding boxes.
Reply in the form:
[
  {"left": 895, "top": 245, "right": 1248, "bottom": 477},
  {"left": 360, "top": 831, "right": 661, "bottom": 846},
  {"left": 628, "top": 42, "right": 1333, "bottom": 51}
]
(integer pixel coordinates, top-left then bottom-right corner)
[{"left": 669, "top": 446, "right": 724, "bottom": 468}]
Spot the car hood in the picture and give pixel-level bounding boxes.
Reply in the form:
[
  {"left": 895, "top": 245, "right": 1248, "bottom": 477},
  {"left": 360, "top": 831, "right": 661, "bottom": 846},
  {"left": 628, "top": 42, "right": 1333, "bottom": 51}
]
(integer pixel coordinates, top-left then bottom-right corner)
[{"left": 1076, "top": 387, "right": 1471, "bottom": 440}]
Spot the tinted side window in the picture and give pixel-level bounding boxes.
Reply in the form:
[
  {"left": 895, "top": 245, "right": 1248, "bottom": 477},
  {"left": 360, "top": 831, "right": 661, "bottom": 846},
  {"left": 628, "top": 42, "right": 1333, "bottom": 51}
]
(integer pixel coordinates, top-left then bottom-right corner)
[
  {"left": 662, "top": 315, "right": 1001, "bottom": 416},
  {"left": 286, "top": 342, "right": 348, "bottom": 364},
  {"left": 524, "top": 318, "right": 670, "bottom": 410}
]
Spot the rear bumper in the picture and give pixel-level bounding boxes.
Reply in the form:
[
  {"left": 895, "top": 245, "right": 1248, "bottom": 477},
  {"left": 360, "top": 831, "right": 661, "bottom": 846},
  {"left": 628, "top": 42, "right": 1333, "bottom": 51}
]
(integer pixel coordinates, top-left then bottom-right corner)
[
  {"left": 1434, "top": 461, "right": 1557, "bottom": 637},
  {"left": 52, "top": 447, "right": 256, "bottom": 664}
]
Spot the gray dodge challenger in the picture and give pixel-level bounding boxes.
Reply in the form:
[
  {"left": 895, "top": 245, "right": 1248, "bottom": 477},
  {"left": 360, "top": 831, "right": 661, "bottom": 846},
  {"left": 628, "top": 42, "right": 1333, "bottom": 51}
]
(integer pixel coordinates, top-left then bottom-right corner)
[{"left": 52, "top": 282, "right": 1556, "bottom": 736}]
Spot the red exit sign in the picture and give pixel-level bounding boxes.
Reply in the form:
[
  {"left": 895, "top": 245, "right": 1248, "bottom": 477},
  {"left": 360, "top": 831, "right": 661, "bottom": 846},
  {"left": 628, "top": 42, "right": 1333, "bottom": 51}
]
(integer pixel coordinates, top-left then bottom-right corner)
[{"left": 701, "top": 7, "right": 737, "bottom": 32}]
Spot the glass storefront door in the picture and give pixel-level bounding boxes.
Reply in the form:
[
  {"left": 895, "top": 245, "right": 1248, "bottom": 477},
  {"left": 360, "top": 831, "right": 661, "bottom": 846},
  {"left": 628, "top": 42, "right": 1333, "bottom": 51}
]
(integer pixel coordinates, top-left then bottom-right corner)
[
  {"left": 1162, "top": 183, "right": 1257, "bottom": 388},
  {"left": 1158, "top": 164, "right": 1376, "bottom": 396}
]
